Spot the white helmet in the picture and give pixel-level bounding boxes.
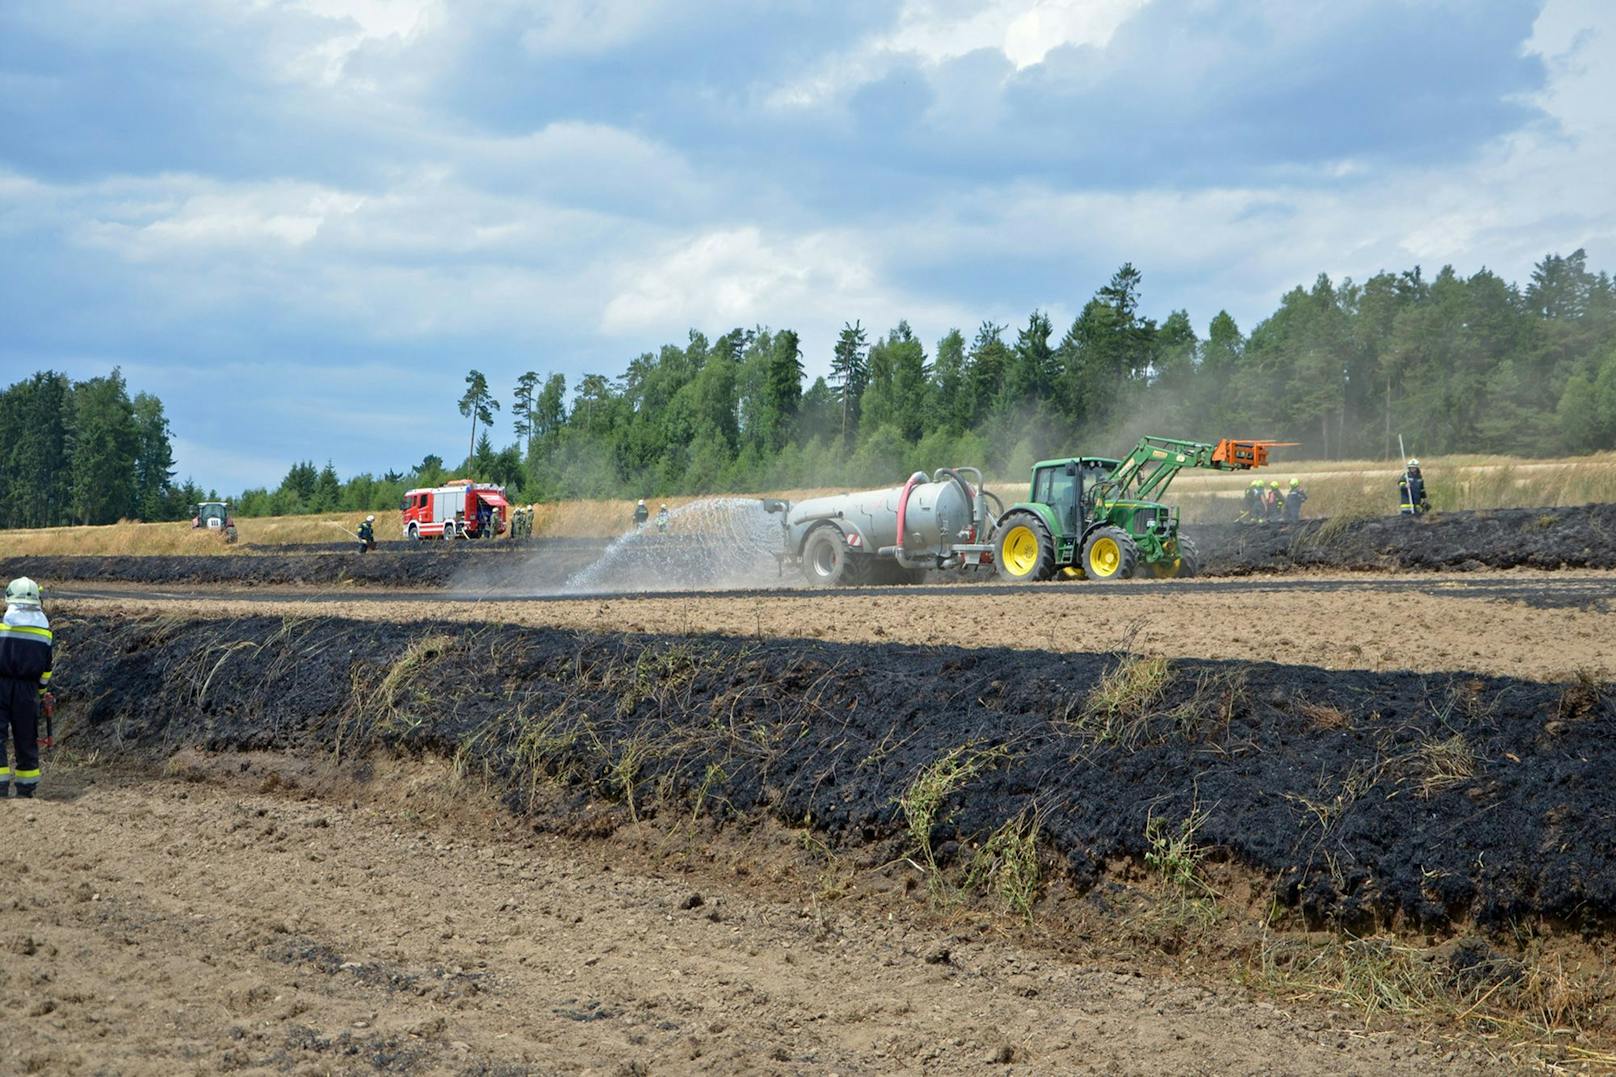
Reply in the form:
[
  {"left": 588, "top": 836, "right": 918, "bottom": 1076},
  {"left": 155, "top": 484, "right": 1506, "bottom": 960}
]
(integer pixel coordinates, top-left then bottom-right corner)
[
  {"left": 5, "top": 577, "right": 42, "bottom": 609},
  {"left": 638, "top": 499, "right": 646, "bottom": 506},
  {"left": 1407, "top": 458, "right": 1420, "bottom": 468},
  {"left": 366, "top": 514, "right": 376, "bottom": 522}
]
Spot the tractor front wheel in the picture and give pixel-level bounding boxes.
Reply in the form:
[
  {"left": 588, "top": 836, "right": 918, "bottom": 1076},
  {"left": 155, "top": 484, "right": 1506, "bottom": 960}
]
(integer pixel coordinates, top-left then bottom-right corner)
[
  {"left": 1148, "top": 536, "right": 1201, "bottom": 579},
  {"left": 993, "top": 513, "right": 1056, "bottom": 583},
  {"left": 1175, "top": 536, "right": 1201, "bottom": 578},
  {"left": 1082, "top": 526, "right": 1138, "bottom": 581}
]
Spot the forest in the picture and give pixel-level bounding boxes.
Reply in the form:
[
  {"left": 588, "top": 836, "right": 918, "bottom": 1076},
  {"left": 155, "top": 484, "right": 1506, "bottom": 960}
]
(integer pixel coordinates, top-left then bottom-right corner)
[{"left": 3, "top": 250, "right": 1614, "bottom": 525}]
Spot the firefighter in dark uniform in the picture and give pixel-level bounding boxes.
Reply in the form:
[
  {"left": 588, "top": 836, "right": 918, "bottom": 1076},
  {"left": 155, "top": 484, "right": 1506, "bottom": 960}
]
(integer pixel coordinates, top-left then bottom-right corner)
[
  {"left": 1, "top": 577, "right": 52, "bottom": 799},
  {"left": 1285, "top": 477, "right": 1308, "bottom": 522},
  {"left": 356, "top": 514, "right": 376, "bottom": 552},
  {"left": 1399, "top": 458, "right": 1430, "bottom": 515},
  {"left": 633, "top": 499, "right": 649, "bottom": 530}
]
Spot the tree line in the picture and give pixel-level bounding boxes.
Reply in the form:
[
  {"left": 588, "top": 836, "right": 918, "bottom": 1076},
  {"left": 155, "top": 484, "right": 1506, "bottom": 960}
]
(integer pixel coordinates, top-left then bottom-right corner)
[
  {"left": 471, "top": 248, "right": 1616, "bottom": 503},
  {"left": 0, "top": 369, "right": 202, "bottom": 528},
  {"left": 5, "top": 249, "right": 1614, "bottom": 527}
]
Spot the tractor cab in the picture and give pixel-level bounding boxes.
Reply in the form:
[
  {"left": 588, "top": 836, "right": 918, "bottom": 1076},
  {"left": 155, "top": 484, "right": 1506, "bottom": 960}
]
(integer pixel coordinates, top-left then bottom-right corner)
[
  {"left": 1027, "top": 457, "right": 1118, "bottom": 562},
  {"left": 193, "top": 501, "right": 239, "bottom": 543}
]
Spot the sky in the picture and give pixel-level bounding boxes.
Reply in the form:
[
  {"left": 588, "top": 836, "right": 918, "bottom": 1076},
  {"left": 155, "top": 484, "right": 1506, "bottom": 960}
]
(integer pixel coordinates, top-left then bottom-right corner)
[{"left": 2, "top": 0, "right": 1613, "bottom": 492}]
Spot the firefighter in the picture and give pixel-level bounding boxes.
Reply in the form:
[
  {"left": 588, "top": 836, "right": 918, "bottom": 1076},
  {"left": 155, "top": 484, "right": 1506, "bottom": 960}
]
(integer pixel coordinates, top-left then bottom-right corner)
[
  {"left": 1262, "top": 480, "right": 1283, "bottom": 522},
  {"left": 1285, "top": 477, "right": 1307, "bottom": 522},
  {"left": 633, "top": 499, "right": 649, "bottom": 530},
  {"left": 1244, "top": 479, "right": 1264, "bottom": 523},
  {"left": 356, "top": 514, "right": 377, "bottom": 553},
  {"left": 656, "top": 504, "right": 670, "bottom": 533},
  {"left": 1, "top": 578, "right": 52, "bottom": 799},
  {"left": 477, "top": 500, "right": 493, "bottom": 539},
  {"left": 1399, "top": 459, "right": 1430, "bottom": 516}
]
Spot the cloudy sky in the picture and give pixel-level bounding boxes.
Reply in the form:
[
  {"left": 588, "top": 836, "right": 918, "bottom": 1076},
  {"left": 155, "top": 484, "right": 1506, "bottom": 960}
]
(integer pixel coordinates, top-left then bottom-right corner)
[{"left": 2, "top": 0, "right": 1612, "bottom": 491}]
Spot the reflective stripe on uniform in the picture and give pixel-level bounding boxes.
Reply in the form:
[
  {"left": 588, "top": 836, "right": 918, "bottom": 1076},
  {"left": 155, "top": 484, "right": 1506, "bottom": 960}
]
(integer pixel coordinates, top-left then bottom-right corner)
[
  {"left": 0, "top": 624, "right": 52, "bottom": 643},
  {"left": 0, "top": 767, "right": 10, "bottom": 778},
  {"left": 13, "top": 769, "right": 40, "bottom": 783},
  {"left": 40, "top": 670, "right": 51, "bottom": 683}
]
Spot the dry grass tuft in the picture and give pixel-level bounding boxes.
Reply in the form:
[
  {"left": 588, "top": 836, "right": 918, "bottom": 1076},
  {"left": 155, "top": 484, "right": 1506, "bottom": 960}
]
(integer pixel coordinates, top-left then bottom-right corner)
[
  {"left": 899, "top": 744, "right": 1008, "bottom": 880},
  {"left": 963, "top": 809, "right": 1043, "bottom": 921},
  {"left": 1406, "top": 733, "right": 1479, "bottom": 798},
  {"left": 1072, "top": 655, "right": 1174, "bottom": 748},
  {"left": 1252, "top": 931, "right": 1615, "bottom": 1065}
]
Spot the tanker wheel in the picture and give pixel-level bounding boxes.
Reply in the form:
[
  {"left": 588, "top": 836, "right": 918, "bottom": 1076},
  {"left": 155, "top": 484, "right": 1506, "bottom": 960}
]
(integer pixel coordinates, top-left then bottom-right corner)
[
  {"left": 1082, "top": 526, "right": 1138, "bottom": 581},
  {"left": 801, "top": 527, "right": 853, "bottom": 586},
  {"left": 994, "top": 513, "right": 1056, "bottom": 583},
  {"left": 407, "top": 522, "right": 420, "bottom": 542}
]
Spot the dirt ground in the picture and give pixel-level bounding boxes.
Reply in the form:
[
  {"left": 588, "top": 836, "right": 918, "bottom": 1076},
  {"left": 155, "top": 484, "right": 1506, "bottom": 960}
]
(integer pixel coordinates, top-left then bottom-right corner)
[
  {"left": 55, "top": 569, "right": 1616, "bottom": 681},
  {"left": 3, "top": 756, "right": 1504, "bottom": 1077}
]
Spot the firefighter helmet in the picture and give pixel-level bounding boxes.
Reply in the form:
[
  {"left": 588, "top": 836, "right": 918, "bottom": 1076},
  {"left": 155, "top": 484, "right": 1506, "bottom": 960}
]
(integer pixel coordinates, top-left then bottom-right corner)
[
  {"left": 1289, "top": 477, "right": 1300, "bottom": 488},
  {"left": 1407, "top": 458, "right": 1420, "bottom": 468},
  {"left": 1269, "top": 480, "right": 1280, "bottom": 488},
  {"left": 366, "top": 514, "right": 376, "bottom": 523},
  {"left": 638, "top": 499, "right": 646, "bottom": 507},
  {"left": 5, "top": 577, "right": 42, "bottom": 608}
]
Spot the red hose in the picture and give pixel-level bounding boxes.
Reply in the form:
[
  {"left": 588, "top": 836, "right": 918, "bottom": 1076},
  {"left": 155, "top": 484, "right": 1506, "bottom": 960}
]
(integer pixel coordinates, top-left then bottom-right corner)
[{"left": 895, "top": 473, "right": 921, "bottom": 558}]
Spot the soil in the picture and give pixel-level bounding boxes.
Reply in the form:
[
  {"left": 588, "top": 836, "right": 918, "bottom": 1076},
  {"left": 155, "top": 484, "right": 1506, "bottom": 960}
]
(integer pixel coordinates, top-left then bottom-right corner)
[
  {"left": 54, "top": 569, "right": 1616, "bottom": 681},
  {"left": 47, "top": 614, "right": 1616, "bottom": 932},
  {"left": 8, "top": 502, "right": 1614, "bottom": 591},
  {"left": 4, "top": 759, "right": 1490, "bottom": 1076}
]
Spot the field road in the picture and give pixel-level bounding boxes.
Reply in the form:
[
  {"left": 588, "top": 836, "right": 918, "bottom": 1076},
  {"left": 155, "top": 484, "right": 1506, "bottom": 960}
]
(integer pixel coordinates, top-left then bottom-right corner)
[
  {"left": 4, "top": 758, "right": 1492, "bottom": 1076},
  {"left": 54, "top": 569, "right": 1614, "bottom": 681}
]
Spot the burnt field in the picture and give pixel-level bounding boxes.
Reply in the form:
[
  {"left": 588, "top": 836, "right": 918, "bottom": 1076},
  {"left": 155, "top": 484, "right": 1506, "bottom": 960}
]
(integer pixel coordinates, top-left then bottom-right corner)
[
  {"left": 55, "top": 612, "right": 1615, "bottom": 932},
  {"left": 1188, "top": 502, "right": 1616, "bottom": 575},
  {"left": 7, "top": 503, "right": 1613, "bottom": 592}
]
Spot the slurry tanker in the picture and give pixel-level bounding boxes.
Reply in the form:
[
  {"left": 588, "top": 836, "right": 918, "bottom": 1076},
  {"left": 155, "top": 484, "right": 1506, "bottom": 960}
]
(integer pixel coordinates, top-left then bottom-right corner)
[{"left": 767, "top": 437, "right": 1286, "bottom": 586}]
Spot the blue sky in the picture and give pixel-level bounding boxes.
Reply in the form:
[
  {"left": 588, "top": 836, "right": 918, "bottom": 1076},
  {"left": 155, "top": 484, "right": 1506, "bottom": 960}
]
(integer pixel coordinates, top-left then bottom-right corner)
[{"left": 2, "top": 0, "right": 1613, "bottom": 492}]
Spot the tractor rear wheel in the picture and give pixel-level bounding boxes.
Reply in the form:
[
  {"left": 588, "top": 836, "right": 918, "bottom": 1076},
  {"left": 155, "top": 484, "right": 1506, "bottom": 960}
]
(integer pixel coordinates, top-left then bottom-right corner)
[
  {"left": 1082, "top": 526, "right": 1138, "bottom": 581},
  {"left": 993, "top": 513, "right": 1056, "bottom": 583},
  {"left": 801, "top": 527, "right": 854, "bottom": 586}
]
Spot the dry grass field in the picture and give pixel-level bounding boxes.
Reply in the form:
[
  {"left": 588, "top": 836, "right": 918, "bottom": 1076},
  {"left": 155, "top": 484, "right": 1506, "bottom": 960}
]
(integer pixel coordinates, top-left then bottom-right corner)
[{"left": 4, "top": 451, "right": 1614, "bottom": 553}]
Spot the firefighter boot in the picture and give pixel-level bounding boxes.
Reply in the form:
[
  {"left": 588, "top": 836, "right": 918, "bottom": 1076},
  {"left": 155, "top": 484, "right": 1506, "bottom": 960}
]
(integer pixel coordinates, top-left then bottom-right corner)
[
  {"left": 0, "top": 782, "right": 9, "bottom": 798},
  {"left": 15, "top": 784, "right": 33, "bottom": 798}
]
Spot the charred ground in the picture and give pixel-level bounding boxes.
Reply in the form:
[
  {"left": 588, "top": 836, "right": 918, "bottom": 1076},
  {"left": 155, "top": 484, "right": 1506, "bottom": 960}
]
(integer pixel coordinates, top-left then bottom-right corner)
[
  {"left": 1186, "top": 502, "right": 1616, "bottom": 575},
  {"left": 8, "top": 503, "right": 1612, "bottom": 590},
  {"left": 53, "top": 612, "right": 1615, "bottom": 933}
]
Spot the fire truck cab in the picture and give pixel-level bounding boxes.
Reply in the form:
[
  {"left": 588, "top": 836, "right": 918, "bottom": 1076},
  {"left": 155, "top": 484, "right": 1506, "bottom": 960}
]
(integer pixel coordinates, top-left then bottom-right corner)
[{"left": 401, "top": 479, "right": 509, "bottom": 540}]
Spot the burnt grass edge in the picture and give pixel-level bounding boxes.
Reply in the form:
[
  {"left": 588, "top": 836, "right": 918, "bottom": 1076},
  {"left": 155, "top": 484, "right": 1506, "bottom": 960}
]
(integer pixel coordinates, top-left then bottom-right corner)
[
  {"left": 6, "top": 502, "right": 1616, "bottom": 587},
  {"left": 50, "top": 612, "right": 1616, "bottom": 938}
]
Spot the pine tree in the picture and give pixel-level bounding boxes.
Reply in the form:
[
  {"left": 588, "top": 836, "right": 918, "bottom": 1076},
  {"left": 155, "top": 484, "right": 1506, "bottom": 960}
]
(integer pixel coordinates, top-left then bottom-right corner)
[
  {"left": 458, "top": 370, "right": 500, "bottom": 476},
  {"left": 830, "top": 321, "right": 869, "bottom": 445},
  {"left": 132, "top": 392, "right": 176, "bottom": 520}
]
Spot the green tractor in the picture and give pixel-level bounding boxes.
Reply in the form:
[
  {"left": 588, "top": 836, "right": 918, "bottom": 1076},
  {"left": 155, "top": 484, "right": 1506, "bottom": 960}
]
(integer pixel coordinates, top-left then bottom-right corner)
[{"left": 992, "top": 437, "right": 1280, "bottom": 583}]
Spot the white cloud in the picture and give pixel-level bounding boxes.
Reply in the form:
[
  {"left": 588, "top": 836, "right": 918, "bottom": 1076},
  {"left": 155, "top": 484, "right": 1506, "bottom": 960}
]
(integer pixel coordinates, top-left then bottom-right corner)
[{"left": 886, "top": 0, "right": 1146, "bottom": 68}]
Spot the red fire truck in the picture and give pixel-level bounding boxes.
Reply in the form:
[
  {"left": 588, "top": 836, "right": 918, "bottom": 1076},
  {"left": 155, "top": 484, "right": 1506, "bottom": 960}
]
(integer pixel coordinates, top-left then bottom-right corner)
[{"left": 400, "top": 479, "right": 510, "bottom": 540}]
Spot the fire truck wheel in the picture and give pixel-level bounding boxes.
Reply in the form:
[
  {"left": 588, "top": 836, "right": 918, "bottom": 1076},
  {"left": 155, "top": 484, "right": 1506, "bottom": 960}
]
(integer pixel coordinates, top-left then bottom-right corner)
[
  {"left": 407, "top": 523, "right": 420, "bottom": 541},
  {"left": 443, "top": 521, "right": 457, "bottom": 540}
]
